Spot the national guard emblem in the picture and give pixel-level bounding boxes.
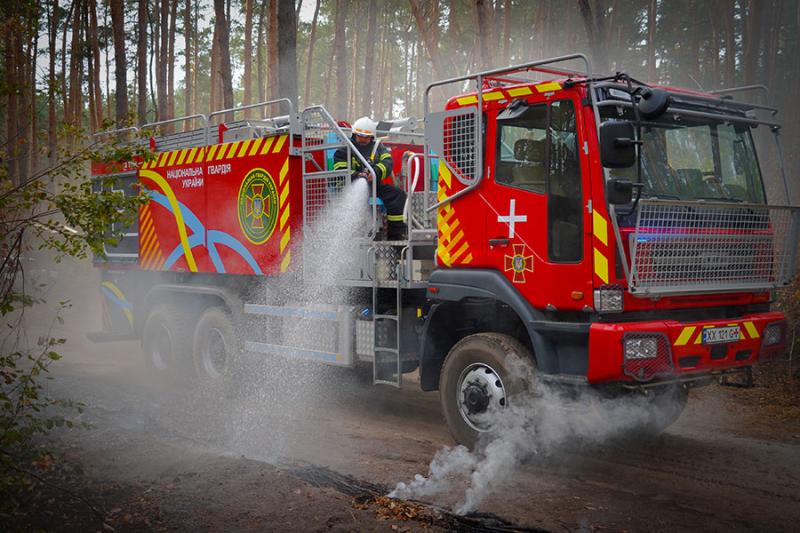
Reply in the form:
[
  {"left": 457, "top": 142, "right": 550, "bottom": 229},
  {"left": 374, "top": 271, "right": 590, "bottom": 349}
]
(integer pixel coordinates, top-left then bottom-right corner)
[
  {"left": 238, "top": 168, "right": 279, "bottom": 244},
  {"left": 504, "top": 244, "right": 534, "bottom": 284}
]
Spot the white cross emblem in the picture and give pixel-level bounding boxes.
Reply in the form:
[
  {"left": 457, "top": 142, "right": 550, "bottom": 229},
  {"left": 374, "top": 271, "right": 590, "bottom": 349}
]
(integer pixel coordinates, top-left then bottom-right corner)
[{"left": 497, "top": 198, "right": 527, "bottom": 239}]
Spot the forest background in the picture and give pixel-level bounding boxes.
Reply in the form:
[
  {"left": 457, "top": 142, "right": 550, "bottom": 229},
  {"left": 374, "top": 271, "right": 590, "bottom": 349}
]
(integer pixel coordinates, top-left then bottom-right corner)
[
  {"left": 0, "top": 0, "right": 798, "bottom": 196},
  {"left": 1, "top": 0, "right": 799, "bottom": 335}
]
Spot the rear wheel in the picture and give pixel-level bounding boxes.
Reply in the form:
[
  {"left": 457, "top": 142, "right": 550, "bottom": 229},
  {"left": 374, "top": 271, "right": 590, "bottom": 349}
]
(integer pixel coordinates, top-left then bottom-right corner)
[
  {"left": 192, "top": 306, "right": 239, "bottom": 387},
  {"left": 141, "top": 304, "right": 194, "bottom": 381},
  {"left": 439, "top": 333, "right": 534, "bottom": 449}
]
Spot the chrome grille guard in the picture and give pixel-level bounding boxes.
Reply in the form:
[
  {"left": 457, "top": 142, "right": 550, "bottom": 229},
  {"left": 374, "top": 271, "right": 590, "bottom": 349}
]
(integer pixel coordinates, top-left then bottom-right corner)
[{"left": 618, "top": 199, "right": 800, "bottom": 296}]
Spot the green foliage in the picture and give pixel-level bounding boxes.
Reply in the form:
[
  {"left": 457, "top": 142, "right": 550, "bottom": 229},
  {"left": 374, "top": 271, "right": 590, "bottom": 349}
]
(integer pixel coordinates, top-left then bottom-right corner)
[{"left": 0, "top": 134, "right": 152, "bottom": 515}]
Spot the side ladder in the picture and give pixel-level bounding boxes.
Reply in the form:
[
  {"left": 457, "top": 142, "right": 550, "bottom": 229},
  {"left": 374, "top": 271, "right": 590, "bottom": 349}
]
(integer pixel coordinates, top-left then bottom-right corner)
[{"left": 372, "top": 245, "right": 407, "bottom": 387}]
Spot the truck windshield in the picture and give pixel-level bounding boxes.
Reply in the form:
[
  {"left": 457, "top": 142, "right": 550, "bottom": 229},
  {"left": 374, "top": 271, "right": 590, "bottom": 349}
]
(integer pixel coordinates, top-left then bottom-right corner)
[{"left": 604, "top": 116, "right": 766, "bottom": 204}]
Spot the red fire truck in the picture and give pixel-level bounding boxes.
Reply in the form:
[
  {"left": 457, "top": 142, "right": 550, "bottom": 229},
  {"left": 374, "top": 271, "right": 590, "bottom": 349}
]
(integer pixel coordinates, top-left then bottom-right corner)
[{"left": 92, "top": 55, "right": 799, "bottom": 447}]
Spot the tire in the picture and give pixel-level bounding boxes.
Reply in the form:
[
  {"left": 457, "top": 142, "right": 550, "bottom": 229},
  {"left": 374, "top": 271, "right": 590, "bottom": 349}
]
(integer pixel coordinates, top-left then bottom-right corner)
[
  {"left": 439, "top": 333, "right": 535, "bottom": 449},
  {"left": 141, "top": 303, "right": 195, "bottom": 381},
  {"left": 192, "top": 306, "right": 239, "bottom": 387}
]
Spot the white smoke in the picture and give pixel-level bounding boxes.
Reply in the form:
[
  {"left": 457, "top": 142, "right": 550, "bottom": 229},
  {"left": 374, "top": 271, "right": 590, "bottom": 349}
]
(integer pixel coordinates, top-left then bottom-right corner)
[{"left": 391, "top": 351, "right": 686, "bottom": 514}]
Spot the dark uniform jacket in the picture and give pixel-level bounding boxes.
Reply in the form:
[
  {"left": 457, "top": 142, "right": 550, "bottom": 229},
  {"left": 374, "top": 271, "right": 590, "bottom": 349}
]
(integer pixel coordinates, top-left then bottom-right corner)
[{"left": 332, "top": 138, "right": 393, "bottom": 183}]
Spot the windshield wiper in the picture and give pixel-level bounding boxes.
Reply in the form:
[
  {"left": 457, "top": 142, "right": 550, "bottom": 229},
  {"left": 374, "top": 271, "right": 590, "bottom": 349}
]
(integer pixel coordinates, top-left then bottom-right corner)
[{"left": 645, "top": 193, "right": 680, "bottom": 200}]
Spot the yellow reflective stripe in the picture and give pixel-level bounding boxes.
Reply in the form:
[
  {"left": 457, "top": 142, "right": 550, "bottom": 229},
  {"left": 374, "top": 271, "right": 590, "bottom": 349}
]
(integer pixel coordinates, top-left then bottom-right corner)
[
  {"left": 167, "top": 150, "right": 179, "bottom": 166},
  {"left": 176, "top": 149, "right": 188, "bottom": 166},
  {"left": 483, "top": 91, "right": 504, "bottom": 101},
  {"left": 140, "top": 169, "right": 198, "bottom": 272},
  {"left": 743, "top": 321, "right": 760, "bottom": 339},
  {"left": 273, "top": 135, "right": 287, "bottom": 153},
  {"left": 248, "top": 138, "right": 264, "bottom": 156},
  {"left": 260, "top": 136, "right": 275, "bottom": 154},
  {"left": 205, "top": 144, "right": 219, "bottom": 161},
  {"left": 280, "top": 228, "right": 290, "bottom": 252},
  {"left": 593, "top": 211, "right": 608, "bottom": 246},
  {"left": 280, "top": 250, "right": 291, "bottom": 272},
  {"left": 507, "top": 87, "right": 533, "bottom": 97},
  {"left": 593, "top": 248, "right": 609, "bottom": 284},
  {"left": 674, "top": 327, "right": 696, "bottom": 346},
  {"left": 379, "top": 152, "right": 391, "bottom": 160},
  {"left": 236, "top": 140, "right": 252, "bottom": 158},
  {"left": 333, "top": 161, "right": 348, "bottom": 169},
  {"left": 535, "top": 81, "right": 562, "bottom": 93},
  {"left": 457, "top": 95, "right": 478, "bottom": 106},
  {"left": 376, "top": 162, "right": 387, "bottom": 176},
  {"left": 387, "top": 214, "right": 405, "bottom": 222}
]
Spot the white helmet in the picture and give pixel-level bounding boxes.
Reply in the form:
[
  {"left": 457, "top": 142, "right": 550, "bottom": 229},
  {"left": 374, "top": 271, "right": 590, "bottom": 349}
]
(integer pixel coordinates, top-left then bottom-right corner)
[{"left": 352, "top": 116, "right": 377, "bottom": 137}]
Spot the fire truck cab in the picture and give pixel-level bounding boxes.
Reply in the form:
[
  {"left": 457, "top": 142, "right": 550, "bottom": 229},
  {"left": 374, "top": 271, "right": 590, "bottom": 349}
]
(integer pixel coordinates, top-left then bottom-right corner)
[{"left": 93, "top": 54, "right": 799, "bottom": 447}]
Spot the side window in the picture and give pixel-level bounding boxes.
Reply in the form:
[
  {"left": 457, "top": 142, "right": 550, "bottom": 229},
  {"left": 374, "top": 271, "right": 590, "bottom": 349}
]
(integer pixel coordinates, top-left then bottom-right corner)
[
  {"left": 495, "top": 104, "right": 547, "bottom": 193},
  {"left": 547, "top": 100, "right": 582, "bottom": 262}
]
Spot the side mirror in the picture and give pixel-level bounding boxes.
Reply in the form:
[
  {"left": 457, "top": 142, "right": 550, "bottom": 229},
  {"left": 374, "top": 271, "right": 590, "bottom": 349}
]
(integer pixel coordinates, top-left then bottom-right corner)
[
  {"left": 606, "top": 178, "right": 635, "bottom": 205},
  {"left": 599, "top": 121, "right": 637, "bottom": 168}
]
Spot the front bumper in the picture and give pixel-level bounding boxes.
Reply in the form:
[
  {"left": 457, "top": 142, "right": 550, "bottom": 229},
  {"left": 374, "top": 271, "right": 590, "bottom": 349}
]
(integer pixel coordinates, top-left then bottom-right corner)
[{"left": 587, "top": 311, "right": 786, "bottom": 384}]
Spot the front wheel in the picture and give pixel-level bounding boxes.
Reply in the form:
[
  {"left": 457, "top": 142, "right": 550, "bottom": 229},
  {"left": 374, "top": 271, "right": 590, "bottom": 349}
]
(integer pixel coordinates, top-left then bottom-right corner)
[{"left": 439, "top": 333, "right": 535, "bottom": 449}]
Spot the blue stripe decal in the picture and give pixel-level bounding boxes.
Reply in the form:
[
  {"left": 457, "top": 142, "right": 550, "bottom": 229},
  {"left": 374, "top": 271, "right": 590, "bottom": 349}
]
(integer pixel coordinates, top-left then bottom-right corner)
[
  {"left": 244, "top": 341, "right": 340, "bottom": 363},
  {"left": 243, "top": 304, "right": 337, "bottom": 321},
  {"left": 100, "top": 286, "right": 132, "bottom": 310}
]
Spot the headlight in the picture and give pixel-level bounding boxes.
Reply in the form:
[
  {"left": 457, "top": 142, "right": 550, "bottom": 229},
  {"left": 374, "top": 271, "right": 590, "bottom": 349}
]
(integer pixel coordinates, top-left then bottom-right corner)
[
  {"left": 624, "top": 336, "right": 659, "bottom": 359},
  {"left": 594, "top": 285, "right": 624, "bottom": 313},
  {"left": 762, "top": 322, "right": 784, "bottom": 347}
]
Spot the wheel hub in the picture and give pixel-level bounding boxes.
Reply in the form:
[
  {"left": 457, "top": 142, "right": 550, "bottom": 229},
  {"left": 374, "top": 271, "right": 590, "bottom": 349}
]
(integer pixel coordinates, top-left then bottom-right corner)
[{"left": 457, "top": 363, "right": 507, "bottom": 432}]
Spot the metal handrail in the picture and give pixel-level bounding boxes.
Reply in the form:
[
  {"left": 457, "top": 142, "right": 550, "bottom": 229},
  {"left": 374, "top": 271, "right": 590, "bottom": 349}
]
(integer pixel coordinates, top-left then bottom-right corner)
[
  {"left": 403, "top": 153, "right": 425, "bottom": 229},
  {"left": 424, "top": 53, "right": 593, "bottom": 212},
  {"left": 142, "top": 114, "right": 209, "bottom": 135},
  {"left": 207, "top": 98, "right": 295, "bottom": 144},
  {"left": 301, "top": 105, "right": 378, "bottom": 235}
]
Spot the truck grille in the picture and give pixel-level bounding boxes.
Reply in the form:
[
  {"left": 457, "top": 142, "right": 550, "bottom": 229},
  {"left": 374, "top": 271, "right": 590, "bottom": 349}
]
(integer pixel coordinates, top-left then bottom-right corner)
[{"left": 628, "top": 200, "right": 800, "bottom": 296}]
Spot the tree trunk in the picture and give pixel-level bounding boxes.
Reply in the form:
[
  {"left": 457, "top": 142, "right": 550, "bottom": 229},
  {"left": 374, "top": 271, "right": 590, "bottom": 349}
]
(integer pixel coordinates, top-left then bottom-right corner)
[
  {"left": 361, "top": 0, "right": 377, "bottom": 116},
  {"left": 474, "top": 0, "right": 493, "bottom": 69},
  {"left": 257, "top": 0, "right": 267, "bottom": 103},
  {"left": 109, "top": 0, "right": 128, "bottom": 126},
  {"left": 502, "top": 0, "right": 512, "bottom": 63},
  {"left": 5, "top": 33, "right": 19, "bottom": 184},
  {"left": 333, "top": 0, "right": 349, "bottom": 116},
  {"left": 48, "top": 0, "right": 59, "bottom": 165},
  {"left": 577, "top": 0, "right": 609, "bottom": 72},
  {"left": 167, "top": 0, "right": 177, "bottom": 126},
  {"left": 157, "top": 0, "right": 169, "bottom": 121},
  {"left": 214, "top": 0, "right": 234, "bottom": 115},
  {"left": 184, "top": 0, "right": 193, "bottom": 117},
  {"left": 137, "top": 0, "right": 148, "bottom": 124},
  {"left": 743, "top": 0, "right": 763, "bottom": 84},
  {"left": 277, "top": 0, "right": 297, "bottom": 102},
  {"left": 60, "top": 1, "right": 72, "bottom": 127},
  {"left": 647, "top": 0, "right": 657, "bottom": 82},
  {"left": 303, "top": 0, "right": 320, "bottom": 107},
  {"left": 89, "top": 1, "right": 103, "bottom": 131},
  {"left": 268, "top": 0, "right": 279, "bottom": 100},
  {"left": 409, "top": 0, "right": 446, "bottom": 79},
  {"left": 243, "top": 0, "right": 253, "bottom": 114}
]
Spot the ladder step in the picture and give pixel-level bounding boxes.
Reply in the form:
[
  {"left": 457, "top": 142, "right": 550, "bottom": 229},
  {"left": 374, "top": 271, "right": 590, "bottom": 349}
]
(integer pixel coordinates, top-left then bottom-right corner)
[{"left": 373, "top": 314, "right": 398, "bottom": 320}]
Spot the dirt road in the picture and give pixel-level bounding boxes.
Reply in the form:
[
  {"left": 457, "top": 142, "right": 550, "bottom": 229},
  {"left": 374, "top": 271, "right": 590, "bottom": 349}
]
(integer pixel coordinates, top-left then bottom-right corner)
[
  {"left": 10, "top": 262, "right": 800, "bottom": 532},
  {"left": 30, "top": 325, "right": 800, "bottom": 533}
]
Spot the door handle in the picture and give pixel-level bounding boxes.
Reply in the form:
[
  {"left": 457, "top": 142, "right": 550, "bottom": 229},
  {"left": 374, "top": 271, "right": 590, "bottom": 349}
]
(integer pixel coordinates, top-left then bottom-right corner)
[{"left": 489, "top": 238, "right": 509, "bottom": 247}]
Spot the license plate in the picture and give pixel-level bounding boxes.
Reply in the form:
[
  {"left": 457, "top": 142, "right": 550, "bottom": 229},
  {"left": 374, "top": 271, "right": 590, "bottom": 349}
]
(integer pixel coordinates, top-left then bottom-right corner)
[{"left": 702, "top": 326, "right": 741, "bottom": 345}]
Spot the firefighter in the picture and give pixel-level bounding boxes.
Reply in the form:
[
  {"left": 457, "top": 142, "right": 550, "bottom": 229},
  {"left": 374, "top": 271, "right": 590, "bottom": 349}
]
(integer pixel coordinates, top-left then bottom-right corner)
[{"left": 333, "top": 116, "right": 407, "bottom": 240}]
